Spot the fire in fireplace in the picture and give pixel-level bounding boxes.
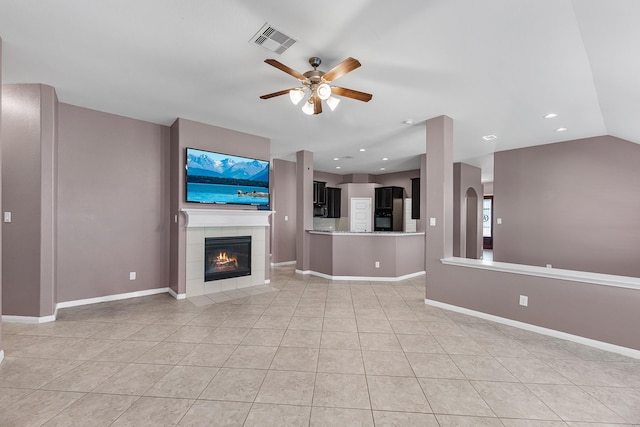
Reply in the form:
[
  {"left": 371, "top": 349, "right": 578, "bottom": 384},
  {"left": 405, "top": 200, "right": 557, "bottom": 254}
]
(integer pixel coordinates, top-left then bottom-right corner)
[{"left": 204, "top": 236, "right": 251, "bottom": 281}]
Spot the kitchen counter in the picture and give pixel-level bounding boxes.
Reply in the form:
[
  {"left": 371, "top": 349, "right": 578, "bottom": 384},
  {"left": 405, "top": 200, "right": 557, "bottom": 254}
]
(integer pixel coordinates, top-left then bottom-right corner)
[
  {"left": 306, "top": 230, "right": 425, "bottom": 280},
  {"left": 309, "top": 230, "right": 424, "bottom": 236}
]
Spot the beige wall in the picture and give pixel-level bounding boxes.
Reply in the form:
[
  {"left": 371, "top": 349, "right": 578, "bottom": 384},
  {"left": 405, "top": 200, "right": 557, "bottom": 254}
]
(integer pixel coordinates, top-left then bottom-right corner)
[
  {"left": 314, "top": 170, "right": 343, "bottom": 187},
  {"left": 309, "top": 233, "right": 424, "bottom": 278},
  {"left": 272, "top": 159, "right": 297, "bottom": 263},
  {"left": 425, "top": 119, "right": 640, "bottom": 351},
  {"left": 1, "top": 36, "right": 3, "bottom": 352},
  {"left": 2, "top": 84, "right": 57, "bottom": 316},
  {"left": 453, "top": 162, "right": 482, "bottom": 259},
  {"left": 57, "top": 103, "right": 171, "bottom": 302},
  {"left": 494, "top": 135, "right": 640, "bottom": 276},
  {"left": 375, "top": 169, "right": 420, "bottom": 198}
]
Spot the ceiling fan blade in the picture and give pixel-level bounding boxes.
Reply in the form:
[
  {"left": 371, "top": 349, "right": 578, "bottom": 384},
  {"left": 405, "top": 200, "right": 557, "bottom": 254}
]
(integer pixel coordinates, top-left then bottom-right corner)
[
  {"left": 264, "top": 59, "right": 308, "bottom": 82},
  {"left": 331, "top": 86, "right": 373, "bottom": 102},
  {"left": 260, "top": 88, "right": 297, "bottom": 100},
  {"left": 322, "top": 57, "right": 361, "bottom": 82},
  {"left": 313, "top": 95, "right": 322, "bottom": 114}
]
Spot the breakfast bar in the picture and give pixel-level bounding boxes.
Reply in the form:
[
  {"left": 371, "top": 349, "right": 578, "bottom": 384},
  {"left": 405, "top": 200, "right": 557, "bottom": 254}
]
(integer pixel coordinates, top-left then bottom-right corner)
[{"left": 307, "top": 230, "right": 425, "bottom": 280}]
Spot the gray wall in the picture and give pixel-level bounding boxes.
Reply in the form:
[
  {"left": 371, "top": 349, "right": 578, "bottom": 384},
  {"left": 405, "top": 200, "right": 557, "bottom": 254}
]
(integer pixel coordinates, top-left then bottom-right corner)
[
  {"left": 295, "top": 151, "right": 313, "bottom": 272},
  {"left": 309, "top": 233, "right": 424, "bottom": 277},
  {"left": 169, "top": 118, "right": 271, "bottom": 294},
  {"left": 1, "top": 36, "right": 3, "bottom": 352},
  {"left": 342, "top": 173, "right": 375, "bottom": 183},
  {"left": 425, "top": 119, "right": 640, "bottom": 351},
  {"left": 272, "top": 159, "right": 297, "bottom": 263},
  {"left": 57, "top": 103, "right": 171, "bottom": 302},
  {"left": 494, "top": 135, "right": 640, "bottom": 277},
  {"left": 340, "top": 183, "right": 378, "bottom": 229},
  {"left": 453, "top": 163, "right": 482, "bottom": 259},
  {"left": 375, "top": 169, "right": 420, "bottom": 198},
  {"left": 429, "top": 264, "right": 640, "bottom": 350},
  {"left": 2, "top": 84, "right": 57, "bottom": 316},
  {"left": 314, "top": 170, "right": 343, "bottom": 187}
]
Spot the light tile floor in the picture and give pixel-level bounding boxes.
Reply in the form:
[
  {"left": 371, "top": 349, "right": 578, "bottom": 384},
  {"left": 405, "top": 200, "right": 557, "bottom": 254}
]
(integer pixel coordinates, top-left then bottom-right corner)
[{"left": 1, "top": 265, "right": 639, "bottom": 426}]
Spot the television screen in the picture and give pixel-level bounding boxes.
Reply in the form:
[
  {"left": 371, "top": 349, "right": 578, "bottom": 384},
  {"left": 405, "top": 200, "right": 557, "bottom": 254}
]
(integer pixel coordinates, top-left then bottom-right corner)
[{"left": 186, "top": 148, "right": 270, "bottom": 206}]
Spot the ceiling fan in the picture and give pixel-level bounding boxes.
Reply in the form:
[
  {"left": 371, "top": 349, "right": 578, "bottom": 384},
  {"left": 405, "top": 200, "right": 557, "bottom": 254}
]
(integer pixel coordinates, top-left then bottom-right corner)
[{"left": 260, "top": 56, "right": 373, "bottom": 115}]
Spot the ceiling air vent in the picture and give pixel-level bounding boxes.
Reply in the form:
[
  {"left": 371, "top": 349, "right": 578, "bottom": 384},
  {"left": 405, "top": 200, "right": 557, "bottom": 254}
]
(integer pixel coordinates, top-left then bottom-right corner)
[{"left": 250, "top": 23, "right": 296, "bottom": 55}]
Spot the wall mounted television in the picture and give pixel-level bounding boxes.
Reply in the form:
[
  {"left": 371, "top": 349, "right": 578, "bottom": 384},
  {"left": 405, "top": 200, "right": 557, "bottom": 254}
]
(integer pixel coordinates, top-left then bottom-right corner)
[{"left": 185, "top": 148, "right": 270, "bottom": 207}]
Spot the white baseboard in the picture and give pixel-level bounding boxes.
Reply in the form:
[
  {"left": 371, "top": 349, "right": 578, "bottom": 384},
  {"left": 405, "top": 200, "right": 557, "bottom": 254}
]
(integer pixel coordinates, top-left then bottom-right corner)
[
  {"left": 425, "top": 298, "right": 640, "bottom": 360},
  {"left": 271, "top": 261, "right": 296, "bottom": 266},
  {"left": 57, "top": 287, "right": 171, "bottom": 309},
  {"left": 300, "top": 270, "right": 426, "bottom": 282},
  {"left": 2, "top": 313, "right": 57, "bottom": 324},
  {"left": 167, "top": 288, "right": 186, "bottom": 300},
  {"left": 3, "top": 287, "right": 177, "bottom": 324}
]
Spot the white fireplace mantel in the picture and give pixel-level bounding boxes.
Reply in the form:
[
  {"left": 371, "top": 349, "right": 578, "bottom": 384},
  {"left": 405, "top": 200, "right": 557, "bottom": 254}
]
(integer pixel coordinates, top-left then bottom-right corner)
[{"left": 181, "top": 208, "right": 274, "bottom": 228}]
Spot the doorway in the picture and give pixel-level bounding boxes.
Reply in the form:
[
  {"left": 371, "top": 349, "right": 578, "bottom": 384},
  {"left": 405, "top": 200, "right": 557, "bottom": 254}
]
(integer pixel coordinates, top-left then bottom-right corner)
[
  {"left": 350, "top": 198, "right": 372, "bottom": 232},
  {"left": 465, "top": 188, "right": 479, "bottom": 259},
  {"left": 483, "top": 196, "right": 493, "bottom": 249}
]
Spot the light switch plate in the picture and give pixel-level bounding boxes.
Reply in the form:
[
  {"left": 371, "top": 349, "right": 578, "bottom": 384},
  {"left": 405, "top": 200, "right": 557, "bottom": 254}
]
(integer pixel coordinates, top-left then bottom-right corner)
[
  {"left": 3, "top": 212, "right": 11, "bottom": 223},
  {"left": 497, "top": 218, "right": 502, "bottom": 224},
  {"left": 429, "top": 217, "right": 436, "bottom": 226}
]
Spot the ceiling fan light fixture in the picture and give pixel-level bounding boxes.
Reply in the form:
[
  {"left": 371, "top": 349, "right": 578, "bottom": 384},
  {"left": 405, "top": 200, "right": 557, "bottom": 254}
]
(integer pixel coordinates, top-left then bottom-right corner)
[
  {"left": 301, "top": 99, "right": 315, "bottom": 115},
  {"left": 326, "top": 96, "right": 340, "bottom": 111},
  {"left": 316, "top": 83, "right": 332, "bottom": 100},
  {"left": 289, "top": 88, "right": 304, "bottom": 105}
]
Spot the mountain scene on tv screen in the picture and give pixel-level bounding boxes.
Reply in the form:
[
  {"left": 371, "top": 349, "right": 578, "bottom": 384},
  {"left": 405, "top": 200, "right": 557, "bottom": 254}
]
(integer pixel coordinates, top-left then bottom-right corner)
[{"left": 187, "top": 150, "right": 269, "bottom": 187}]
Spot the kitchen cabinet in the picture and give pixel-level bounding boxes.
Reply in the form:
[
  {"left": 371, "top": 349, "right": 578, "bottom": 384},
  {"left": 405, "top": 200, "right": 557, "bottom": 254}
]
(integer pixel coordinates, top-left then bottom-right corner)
[
  {"left": 313, "top": 181, "right": 326, "bottom": 205},
  {"left": 375, "top": 186, "right": 403, "bottom": 209},
  {"left": 411, "top": 178, "right": 420, "bottom": 219},
  {"left": 374, "top": 186, "right": 404, "bottom": 231},
  {"left": 325, "top": 187, "right": 341, "bottom": 218}
]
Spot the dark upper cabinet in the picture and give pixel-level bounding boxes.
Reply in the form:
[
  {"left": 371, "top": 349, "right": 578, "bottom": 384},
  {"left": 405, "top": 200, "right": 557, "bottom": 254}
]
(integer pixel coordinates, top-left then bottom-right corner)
[
  {"left": 325, "top": 187, "right": 341, "bottom": 218},
  {"left": 375, "top": 186, "right": 403, "bottom": 209},
  {"left": 313, "top": 181, "right": 326, "bottom": 205},
  {"left": 411, "top": 178, "right": 420, "bottom": 219}
]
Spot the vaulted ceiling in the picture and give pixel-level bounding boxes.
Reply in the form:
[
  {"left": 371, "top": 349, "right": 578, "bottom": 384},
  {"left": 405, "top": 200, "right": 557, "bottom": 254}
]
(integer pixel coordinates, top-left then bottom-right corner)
[{"left": 1, "top": 0, "right": 638, "bottom": 181}]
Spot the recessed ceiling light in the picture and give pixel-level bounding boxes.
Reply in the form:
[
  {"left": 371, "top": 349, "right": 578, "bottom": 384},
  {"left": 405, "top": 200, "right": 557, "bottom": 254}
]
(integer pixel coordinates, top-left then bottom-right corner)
[
  {"left": 403, "top": 119, "right": 413, "bottom": 125},
  {"left": 482, "top": 135, "right": 497, "bottom": 141},
  {"left": 543, "top": 113, "right": 558, "bottom": 119},
  {"left": 333, "top": 157, "right": 339, "bottom": 161},
  {"left": 380, "top": 167, "right": 386, "bottom": 171},
  {"left": 336, "top": 166, "right": 341, "bottom": 169},
  {"left": 382, "top": 158, "right": 388, "bottom": 161},
  {"left": 359, "top": 148, "right": 366, "bottom": 152},
  {"left": 555, "top": 127, "right": 568, "bottom": 132}
]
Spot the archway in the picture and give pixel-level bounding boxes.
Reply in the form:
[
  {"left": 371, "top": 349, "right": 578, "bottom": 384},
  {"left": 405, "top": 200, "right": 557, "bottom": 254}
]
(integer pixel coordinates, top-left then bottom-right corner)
[{"left": 465, "top": 187, "right": 479, "bottom": 259}]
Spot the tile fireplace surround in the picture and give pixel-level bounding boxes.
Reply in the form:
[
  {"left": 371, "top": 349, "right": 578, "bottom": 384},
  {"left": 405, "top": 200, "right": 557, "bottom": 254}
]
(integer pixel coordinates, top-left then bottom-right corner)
[{"left": 182, "top": 209, "right": 273, "bottom": 297}]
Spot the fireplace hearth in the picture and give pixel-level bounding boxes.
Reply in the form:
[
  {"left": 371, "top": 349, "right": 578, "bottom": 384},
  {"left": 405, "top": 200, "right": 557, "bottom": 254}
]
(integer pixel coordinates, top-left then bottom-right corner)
[{"left": 205, "top": 236, "right": 251, "bottom": 281}]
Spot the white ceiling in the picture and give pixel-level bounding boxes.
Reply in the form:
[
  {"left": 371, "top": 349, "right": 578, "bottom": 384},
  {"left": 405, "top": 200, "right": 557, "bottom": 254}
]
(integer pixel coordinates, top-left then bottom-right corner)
[{"left": 1, "top": 0, "right": 638, "bottom": 181}]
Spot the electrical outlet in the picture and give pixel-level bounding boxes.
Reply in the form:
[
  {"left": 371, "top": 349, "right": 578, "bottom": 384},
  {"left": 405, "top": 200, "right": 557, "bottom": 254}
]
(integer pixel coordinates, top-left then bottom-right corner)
[
  {"left": 519, "top": 295, "right": 528, "bottom": 306},
  {"left": 375, "top": 261, "right": 380, "bottom": 268},
  {"left": 285, "top": 215, "right": 288, "bottom": 221},
  {"left": 546, "top": 264, "right": 552, "bottom": 268},
  {"left": 130, "top": 272, "right": 136, "bottom": 280},
  {"left": 3, "top": 212, "right": 11, "bottom": 223},
  {"left": 497, "top": 218, "right": 502, "bottom": 224},
  {"left": 429, "top": 217, "right": 436, "bottom": 226}
]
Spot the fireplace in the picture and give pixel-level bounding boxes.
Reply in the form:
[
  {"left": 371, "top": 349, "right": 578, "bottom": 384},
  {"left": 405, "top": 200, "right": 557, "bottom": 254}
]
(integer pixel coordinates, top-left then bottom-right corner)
[{"left": 204, "top": 236, "right": 251, "bottom": 281}]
